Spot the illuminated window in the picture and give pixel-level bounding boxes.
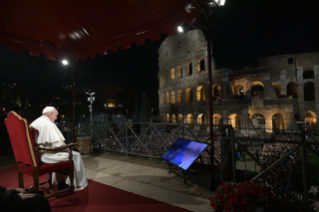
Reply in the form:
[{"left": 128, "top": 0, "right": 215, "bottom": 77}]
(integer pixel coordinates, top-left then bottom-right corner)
[
  {"left": 212, "top": 84, "right": 221, "bottom": 100},
  {"left": 177, "top": 66, "right": 183, "bottom": 78},
  {"left": 177, "top": 90, "right": 183, "bottom": 103},
  {"left": 186, "top": 114, "right": 194, "bottom": 124},
  {"left": 177, "top": 114, "right": 183, "bottom": 123},
  {"left": 171, "top": 68, "right": 175, "bottom": 80},
  {"left": 186, "top": 87, "right": 192, "bottom": 102},
  {"left": 108, "top": 103, "right": 115, "bottom": 108},
  {"left": 171, "top": 114, "right": 176, "bottom": 123},
  {"left": 170, "top": 91, "right": 175, "bottom": 104},
  {"left": 196, "top": 86, "right": 206, "bottom": 101}
]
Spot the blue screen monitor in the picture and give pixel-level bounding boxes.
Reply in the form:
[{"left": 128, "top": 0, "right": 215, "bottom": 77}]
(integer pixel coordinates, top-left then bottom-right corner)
[{"left": 161, "top": 138, "right": 208, "bottom": 170}]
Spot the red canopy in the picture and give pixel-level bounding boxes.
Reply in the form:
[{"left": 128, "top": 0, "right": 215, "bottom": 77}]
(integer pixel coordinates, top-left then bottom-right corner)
[{"left": 0, "top": 0, "right": 198, "bottom": 61}]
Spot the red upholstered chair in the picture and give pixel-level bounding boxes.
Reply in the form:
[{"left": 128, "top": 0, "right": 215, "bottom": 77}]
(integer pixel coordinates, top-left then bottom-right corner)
[{"left": 4, "top": 111, "right": 76, "bottom": 198}]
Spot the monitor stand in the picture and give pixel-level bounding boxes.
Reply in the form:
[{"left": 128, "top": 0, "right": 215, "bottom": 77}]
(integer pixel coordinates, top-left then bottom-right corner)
[{"left": 167, "top": 155, "right": 203, "bottom": 184}]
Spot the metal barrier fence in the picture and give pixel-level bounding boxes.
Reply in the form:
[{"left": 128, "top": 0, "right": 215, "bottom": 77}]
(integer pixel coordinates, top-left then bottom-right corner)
[
  {"left": 219, "top": 126, "right": 319, "bottom": 211},
  {"left": 57, "top": 120, "right": 220, "bottom": 162},
  {"left": 57, "top": 120, "right": 319, "bottom": 210}
]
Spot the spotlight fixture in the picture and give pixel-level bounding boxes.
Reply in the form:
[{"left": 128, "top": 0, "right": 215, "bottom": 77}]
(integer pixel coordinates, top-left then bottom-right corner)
[
  {"left": 207, "top": 0, "right": 226, "bottom": 7},
  {"left": 62, "top": 59, "right": 68, "bottom": 65},
  {"left": 177, "top": 22, "right": 193, "bottom": 33},
  {"left": 185, "top": 3, "right": 195, "bottom": 14},
  {"left": 216, "top": 0, "right": 226, "bottom": 6}
]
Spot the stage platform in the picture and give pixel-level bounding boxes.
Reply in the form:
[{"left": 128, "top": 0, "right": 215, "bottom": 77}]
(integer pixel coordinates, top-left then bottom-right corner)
[{"left": 0, "top": 151, "right": 213, "bottom": 212}]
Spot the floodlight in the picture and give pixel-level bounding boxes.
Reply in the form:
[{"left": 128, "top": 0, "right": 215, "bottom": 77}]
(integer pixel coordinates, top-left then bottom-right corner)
[
  {"left": 177, "top": 26, "right": 184, "bottom": 33},
  {"left": 207, "top": 0, "right": 226, "bottom": 7},
  {"left": 62, "top": 59, "right": 68, "bottom": 65},
  {"left": 184, "top": 3, "right": 195, "bottom": 14},
  {"left": 212, "top": 0, "right": 226, "bottom": 6},
  {"left": 219, "top": 0, "right": 226, "bottom": 6},
  {"left": 177, "top": 22, "right": 193, "bottom": 33}
]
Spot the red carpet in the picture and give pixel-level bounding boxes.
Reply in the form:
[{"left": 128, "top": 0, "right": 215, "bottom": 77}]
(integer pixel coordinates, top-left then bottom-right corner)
[{"left": 0, "top": 166, "right": 193, "bottom": 212}]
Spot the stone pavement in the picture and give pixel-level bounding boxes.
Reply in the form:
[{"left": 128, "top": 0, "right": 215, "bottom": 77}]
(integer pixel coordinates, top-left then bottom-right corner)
[{"left": 0, "top": 151, "right": 214, "bottom": 212}]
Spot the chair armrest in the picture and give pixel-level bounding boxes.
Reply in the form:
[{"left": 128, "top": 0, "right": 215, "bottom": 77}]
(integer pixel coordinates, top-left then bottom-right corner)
[{"left": 34, "top": 143, "right": 78, "bottom": 152}]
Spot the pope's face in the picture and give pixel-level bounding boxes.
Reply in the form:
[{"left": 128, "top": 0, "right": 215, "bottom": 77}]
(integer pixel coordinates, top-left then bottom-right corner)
[{"left": 49, "top": 110, "right": 58, "bottom": 122}]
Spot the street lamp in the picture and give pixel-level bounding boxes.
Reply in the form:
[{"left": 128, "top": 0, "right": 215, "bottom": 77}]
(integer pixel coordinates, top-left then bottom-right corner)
[
  {"left": 86, "top": 92, "right": 95, "bottom": 136},
  {"left": 177, "top": 0, "right": 226, "bottom": 189},
  {"left": 62, "top": 59, "right": 76, "bottom": 144}
]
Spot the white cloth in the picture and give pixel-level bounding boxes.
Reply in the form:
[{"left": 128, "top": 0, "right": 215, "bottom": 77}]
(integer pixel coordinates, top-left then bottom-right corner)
[
  {"left": 30, "top": 115, "right": 66, "bottom": 147},
  {"left": 30, "top": 115, "right": 88, "bottom": 191}
]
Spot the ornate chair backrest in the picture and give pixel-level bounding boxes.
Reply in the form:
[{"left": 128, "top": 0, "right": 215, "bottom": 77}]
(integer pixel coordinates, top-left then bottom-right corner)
[{"left": 4, "top": 111, "right": 39, "bottom": 167}]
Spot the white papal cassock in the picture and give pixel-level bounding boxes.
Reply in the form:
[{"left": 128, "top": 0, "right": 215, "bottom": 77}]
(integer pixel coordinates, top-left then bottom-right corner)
[{"left": 30, "top": 115, "right": 88, "bottom": 191}]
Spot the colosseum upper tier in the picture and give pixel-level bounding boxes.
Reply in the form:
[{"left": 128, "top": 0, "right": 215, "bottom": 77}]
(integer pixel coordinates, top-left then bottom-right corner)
[{"left": 158, "top": 29, "right": 319, "bottom": 136}]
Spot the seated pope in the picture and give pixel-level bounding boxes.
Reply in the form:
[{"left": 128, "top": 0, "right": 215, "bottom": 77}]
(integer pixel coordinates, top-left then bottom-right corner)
[{"left": 30, "top": 106, "right": 88, "bottom": 191}]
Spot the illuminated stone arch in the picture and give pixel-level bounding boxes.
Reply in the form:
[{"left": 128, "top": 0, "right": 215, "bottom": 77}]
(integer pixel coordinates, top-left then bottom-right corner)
[
  {"left": 171, "top": 114, "right": 176, "bottom": 123},
  {"left": 305, "top": 111, "right": 317, "bottom": 130},
  {"left": 234, "top": 85, "right": 244, "bottom": 96},
  {"left": 251, "top": 81, "right": 264, "bottom": 97},
  {"left": 197, "top": 113, "right": 207, "bottom": 124},
  {"left": 170, "top": 91, "right": 176, "bottom": 104},
  {"left": 228, "top": 113, "right": 240, "bottom": 129},
  {"left": 186, "top": 113, "right": 194, "bottom": 124},
  {"left": 287, "top": 82, "right": 298, "bottom": 98},
  {"left": 177, "top": 66, "right": 183, "bottom": 78},
  {"left": 272, "top": 82, "right": 281, "bottom": 97},
  {"left": 212, "top": 84, "right": 221, "bottom": 100},
  {"left": 197, "top": 113, "right": 207, "bottom": 130},
  {"left": 166, "top": 113, "right": 170, "bottom": 122},
  {"left": 177, "top": 114, "right": 183, "bottom": 123},
  {"left": 272, "top": 113, "right": 285, "bottom": 132},
  {"left": 177, "top": 90, "right": 183, "bottom": 103},
  {"left": 304, "top": 82, "right": 315, "bottom": 101},
  {"left": 196, "top": 85, "right": 206, "bottom": 101},
  {"left": 213, "top": 114, "right": 222, "bottom": 125},
  {"left": 171, "top": 68, "right": 175, "bottom": 80},
  {"left": 185, "top": 87, "right": 193, "bottom": 102},
  {"left": 251, "top": 113, "right": 265, "bottom": 134}
]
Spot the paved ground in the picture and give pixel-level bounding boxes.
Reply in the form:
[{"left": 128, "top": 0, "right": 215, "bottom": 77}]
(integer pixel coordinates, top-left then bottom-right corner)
[
  {"left": 0, "top": 151, "right": 213, "bottom": 212},
  {"left": 0, "top": 141, "right": 263, "bottom": 212}
]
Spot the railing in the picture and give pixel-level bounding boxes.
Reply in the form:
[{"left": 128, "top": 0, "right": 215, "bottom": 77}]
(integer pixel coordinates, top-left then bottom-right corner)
[
  {"left": 219, "top": 126, "right": 319, "bottom": 211},
  {"left": 57, "top": 119, "right": 319, "bottom": 210},
  {"left": 57, "top": 120, "right": 221, "bottom": 162}
]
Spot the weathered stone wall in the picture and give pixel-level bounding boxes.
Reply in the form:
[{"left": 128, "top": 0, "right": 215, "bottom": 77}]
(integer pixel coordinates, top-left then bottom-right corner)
[{"left": 158, "top": 30, "right": 319, "bottom": 135}]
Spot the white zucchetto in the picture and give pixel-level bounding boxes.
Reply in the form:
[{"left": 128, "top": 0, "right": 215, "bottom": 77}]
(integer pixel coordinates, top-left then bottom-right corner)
[{"left": 42, "top": 106, "right": 56, "bottom": 114}]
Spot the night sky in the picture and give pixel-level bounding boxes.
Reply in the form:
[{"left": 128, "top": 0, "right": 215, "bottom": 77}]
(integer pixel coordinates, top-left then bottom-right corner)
[{"left": 0, "top": 0, "right": 319, "bottom": 115}]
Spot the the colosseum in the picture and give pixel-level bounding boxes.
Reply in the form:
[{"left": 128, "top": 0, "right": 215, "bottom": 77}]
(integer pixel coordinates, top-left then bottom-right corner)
[{"left": 158, "top": 29, "right": 318, "bottom": 136}]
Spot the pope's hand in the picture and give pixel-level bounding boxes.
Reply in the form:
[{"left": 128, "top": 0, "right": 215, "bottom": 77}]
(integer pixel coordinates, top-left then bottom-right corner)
[
  {"left": 6, "top": 188, "right": 25, "bottom": 193},
  {"left": 18, "top": 193, "right": 36, "bottom": 199}
]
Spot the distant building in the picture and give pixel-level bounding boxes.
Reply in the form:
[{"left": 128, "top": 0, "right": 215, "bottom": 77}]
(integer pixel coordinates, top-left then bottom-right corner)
[
  {"left": 158, "top": 29, "right": 318, "bottom": 136},
  {"left": 81, "top": 84, "right": 125, "bottom": 109}
]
